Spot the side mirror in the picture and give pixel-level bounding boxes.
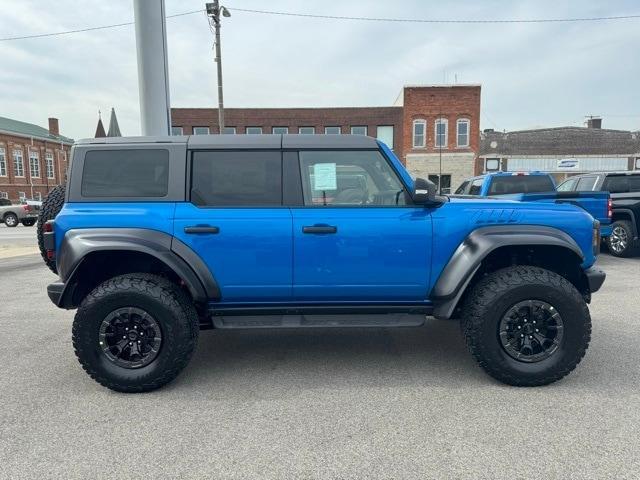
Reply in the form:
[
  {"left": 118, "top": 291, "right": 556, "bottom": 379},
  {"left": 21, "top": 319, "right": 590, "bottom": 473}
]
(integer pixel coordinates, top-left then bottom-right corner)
[{"left": 411, "top": 177, "right": 438, "bottom": 204}]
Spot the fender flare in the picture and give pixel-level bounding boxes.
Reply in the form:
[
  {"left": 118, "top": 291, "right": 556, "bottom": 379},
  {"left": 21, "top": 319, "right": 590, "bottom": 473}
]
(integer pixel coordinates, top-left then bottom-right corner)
[
  {"left": 611, "top": 208, "right": 638, "bottom": 237},
  {"left": 431, "top": 225, "right": 584, "bottom": 320},
  {"left": 56, "top": 228, "right": 220, "bottom": 307}
]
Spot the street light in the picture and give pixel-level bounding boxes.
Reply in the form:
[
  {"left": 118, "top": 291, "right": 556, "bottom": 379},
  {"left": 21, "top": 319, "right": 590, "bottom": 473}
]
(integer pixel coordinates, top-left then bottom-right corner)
[{"left": 206, "top": 1, "right": 231, "bottom": 133}]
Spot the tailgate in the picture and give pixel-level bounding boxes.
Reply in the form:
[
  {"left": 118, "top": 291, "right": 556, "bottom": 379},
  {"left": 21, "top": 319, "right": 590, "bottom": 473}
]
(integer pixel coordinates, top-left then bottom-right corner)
[{"left": 506, "top": 191, "right": 611, "bottom": 225}]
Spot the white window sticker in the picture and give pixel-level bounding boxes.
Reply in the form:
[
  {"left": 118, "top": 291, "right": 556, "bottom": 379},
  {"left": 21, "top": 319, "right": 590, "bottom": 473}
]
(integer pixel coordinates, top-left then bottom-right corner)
[{"left": 313, "top": 163, "right": 337, "bottom": 190}]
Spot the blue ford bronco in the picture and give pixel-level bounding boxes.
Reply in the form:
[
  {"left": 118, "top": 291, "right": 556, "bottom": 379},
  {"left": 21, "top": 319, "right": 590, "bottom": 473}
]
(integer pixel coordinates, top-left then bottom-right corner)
[{"left": 40, "top": 134, "right": 605, "bottom": 392}]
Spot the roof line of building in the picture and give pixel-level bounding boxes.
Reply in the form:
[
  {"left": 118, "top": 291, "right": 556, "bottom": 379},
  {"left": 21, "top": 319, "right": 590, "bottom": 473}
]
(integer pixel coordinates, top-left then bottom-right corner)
[
  {"left": 0, "top": 128, "right": 73, "bottom": 145},
  {"left": 484, "top": 126, "right": 639, "bottom": 135},
  {"left": 171, "top": 106, "right": 403, "bottom": 111}
]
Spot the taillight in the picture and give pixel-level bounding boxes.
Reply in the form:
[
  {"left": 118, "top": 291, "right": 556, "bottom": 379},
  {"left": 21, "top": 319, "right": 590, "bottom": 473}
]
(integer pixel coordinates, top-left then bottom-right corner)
[
  {"left": 43, "top": 220, "right": 56, "bottom": 261},
  {"left": 593, "top": 220, "right": 601, "bottom": 256},
  {"left": 23, "top": 204, "right": 31, "bottom": 212},
  {"left": 607, "top": 199, "right": 612, "bottom": 218},
  {"left": 43, "top": 221, "right": 54, "bottom": 233}
]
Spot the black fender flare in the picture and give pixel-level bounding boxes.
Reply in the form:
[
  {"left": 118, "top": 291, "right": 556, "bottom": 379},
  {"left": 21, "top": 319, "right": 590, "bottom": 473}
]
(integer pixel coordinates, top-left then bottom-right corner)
[
  {"left": 611, "top": 208, "right": 638, "bottom": 238},
  {"left": 56, "top": 228, "right": 220, "bottom": 307},
  {"left": 431, "top": 225, "right": 584, "bottom": 320}
]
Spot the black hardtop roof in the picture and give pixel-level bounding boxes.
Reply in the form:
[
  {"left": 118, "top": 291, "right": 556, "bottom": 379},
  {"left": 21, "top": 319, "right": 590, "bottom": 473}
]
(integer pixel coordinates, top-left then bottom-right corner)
[{"left": 76, "top": 134, "right": 379, "bottom": 149}]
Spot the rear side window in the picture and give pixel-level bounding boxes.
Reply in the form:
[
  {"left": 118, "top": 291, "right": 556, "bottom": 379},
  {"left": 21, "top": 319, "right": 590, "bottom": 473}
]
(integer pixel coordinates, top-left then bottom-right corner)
[
  {"left": 576, "top": 176, "right": 597, "bottom": 191},
  {"left": 603, "top": 176, "right": 629, "bottom": 193},
  {"left": 81, "top": 149, "right": 169, "bottom": 197},
  {"left": 628, "top": 175, "right": 640, "bottom": 192},
  {"left": 191, "top": 151, "right": 282, "bottom": 206},
  {"left": 488, "top": 175, "right": 554, "bottom": 195}
]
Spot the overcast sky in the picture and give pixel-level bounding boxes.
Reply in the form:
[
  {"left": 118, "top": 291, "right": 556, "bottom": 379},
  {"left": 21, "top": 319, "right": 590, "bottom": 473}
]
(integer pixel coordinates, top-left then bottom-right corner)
[{"left": 1, "top": 0, "right": 639, "bottom": 139}]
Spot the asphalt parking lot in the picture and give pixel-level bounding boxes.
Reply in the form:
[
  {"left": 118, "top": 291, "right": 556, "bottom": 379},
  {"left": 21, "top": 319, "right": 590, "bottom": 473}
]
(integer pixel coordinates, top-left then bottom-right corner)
[{"left": 0, "top": 226, "right": 639, "bottom": 479}]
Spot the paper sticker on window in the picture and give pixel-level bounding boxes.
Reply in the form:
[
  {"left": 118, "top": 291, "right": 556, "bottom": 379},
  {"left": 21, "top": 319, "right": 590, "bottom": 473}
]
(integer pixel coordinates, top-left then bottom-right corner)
[{"left": 313, "top": 163, "right": 337, "bottom": 190}]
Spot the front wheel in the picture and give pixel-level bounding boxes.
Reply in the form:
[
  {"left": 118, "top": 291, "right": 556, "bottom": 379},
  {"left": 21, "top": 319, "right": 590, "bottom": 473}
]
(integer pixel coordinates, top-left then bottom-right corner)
[
  {"left": 73, "top": 274, "right": 199, "bottom": 393},
  {"left": 461, "top": 266, "right": 591, "bottom": 386}
]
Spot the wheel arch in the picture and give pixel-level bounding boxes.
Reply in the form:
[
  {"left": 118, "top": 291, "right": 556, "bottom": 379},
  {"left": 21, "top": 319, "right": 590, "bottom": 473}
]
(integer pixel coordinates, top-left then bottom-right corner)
[
  {"left": 55, "top": 228, "right": 220, "bottom": 309},
  {"left": 611, "top": 209, "right": 638, "bottom": 236},
  {"left": 431, "top": 226, "right": 587, "bottom": 319}
]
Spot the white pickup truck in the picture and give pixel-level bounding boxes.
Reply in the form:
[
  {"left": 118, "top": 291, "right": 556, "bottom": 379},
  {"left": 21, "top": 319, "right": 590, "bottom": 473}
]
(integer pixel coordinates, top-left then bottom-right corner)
[{"left": 0, "top": 199, "right": 39, "bottom": 227}]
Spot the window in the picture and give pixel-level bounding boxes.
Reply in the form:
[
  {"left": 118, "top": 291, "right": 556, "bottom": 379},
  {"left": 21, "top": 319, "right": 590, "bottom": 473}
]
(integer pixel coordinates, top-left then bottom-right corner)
[
  {"left": 13, "top": 149, "right": 24, "bottom": 177},
  {"left": 576, "top": 176, "right": 597, "bottom": 191},
  {"left": 81, "top": 149, "right": 169, "bottom": 198},
  {"left": 223, "top": 127, "right": 236, "bottom": 134},
  {"left": 428, "top": 174, "right": 452, "bottom": 194},
  {"left": 455, "top": 180, "right": 469, "bottom": 194},
  {"left": 34, "top": 192, "right": 42, "bottom": 202},
  {"left": 635, "top": 158, "right": 640, "bottom": 170},
  {"left": 412, "top": 120, "right": 426, "bottom": 148},
  {"left": 18, "top": 191, "right": 26, "bottom": 202},
  {"left": 29, "top": 150, "right": 40, "bottom": 178},
  {"left": 299, "top": 150, "right": 408, "bottom": 206},
  {"left": 468, "top": 178, "right": 484, "bottom": 195},
  {"left": 457, "top": 119, "right": 470, "bottom": 147},
  {"left": 272, "top": 127, "right": 289, "bottom": 134},
  {"left": 0, "top": 191, "right": 7, "bottom": 199},
  {"left": 485, "top": 158, "right": 500, "bottom": 171},
  {"left": 603, "top": 176, "right": 629, "bottom": 194},
  {"left": 435, "top": 118, "right": 448, "bottom": 148},
  {"left": 46, "top": 152, "right": 55, "bottom": 179},
  {"left": 557, "top": 178, "right": 577, "bottom": 192},
  {"left": 171, "top": 126, "right": 183, "bottom": 136},
  {"left": 488, "top": 175, "right": 555, "bottom": 195},
  {"left": 193, "top": 127, "right": 210, "bottom": 135},
  {"left": 246, "top": 127, "right": 262, "bottom": 134},
  {"left": 191, "top": 151, "right": 281, "bottom": 206},
  {"left": 376, "top": 126, "right": 394, "bottom": 149},
  {"left": 324, "top": 126, "right": 341, "bottom": 135},
  {"left": 0, "top": 147, "right": 6, "bottom": 176},
  {"left": 629, "top": 175, "right": 640, "bottom": 192},
  {"left": 298, "top": 127, "right": 315, "bottom": 135},
  {"left": 350, "top": 126, "right": 367, "bottom": 136}
]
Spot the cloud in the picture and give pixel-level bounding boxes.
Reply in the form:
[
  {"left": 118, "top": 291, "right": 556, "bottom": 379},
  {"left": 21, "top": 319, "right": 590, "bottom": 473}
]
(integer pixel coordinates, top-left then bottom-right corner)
[{"left": 0, "top": 0, "right": 638, "bottom": 139}]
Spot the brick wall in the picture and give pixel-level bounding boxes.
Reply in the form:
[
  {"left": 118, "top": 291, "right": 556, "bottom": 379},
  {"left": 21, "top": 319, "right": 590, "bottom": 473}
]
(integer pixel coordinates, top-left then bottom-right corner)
[{"left": 0, "top": 132, "right": 71, "bottom": 203}]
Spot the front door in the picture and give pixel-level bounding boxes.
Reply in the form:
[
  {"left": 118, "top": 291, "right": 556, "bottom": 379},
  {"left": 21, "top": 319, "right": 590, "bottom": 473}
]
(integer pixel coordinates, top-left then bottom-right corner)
[
  {"left": 173, "top": 150, "right": 292, "bottom": 302},
  {"left": 291, "top": 149, "right": 432, "bottom": 302}
]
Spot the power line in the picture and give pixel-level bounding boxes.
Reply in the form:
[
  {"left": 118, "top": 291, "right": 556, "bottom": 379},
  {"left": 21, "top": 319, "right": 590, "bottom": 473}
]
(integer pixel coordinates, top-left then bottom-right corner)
[{"left": 1, "top": 7, "right": 639, "bottom": 42}]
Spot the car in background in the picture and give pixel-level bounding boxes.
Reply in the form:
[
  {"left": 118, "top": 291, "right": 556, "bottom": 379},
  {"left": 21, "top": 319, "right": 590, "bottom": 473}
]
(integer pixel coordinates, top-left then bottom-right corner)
[
  {"left": 558, "top": 171, "right": 640, "bottom": 257},
  {"left": 0, "top": 201, "right": 38, "bottom": 227},
  {"left": 454, "top": 171, "right": 556, "bottom": 196}
]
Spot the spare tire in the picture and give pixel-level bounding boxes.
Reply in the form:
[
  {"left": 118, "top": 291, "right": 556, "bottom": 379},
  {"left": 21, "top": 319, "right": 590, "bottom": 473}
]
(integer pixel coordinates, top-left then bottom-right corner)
[{"left": 37, "top": 184, "right": 66, "bottom": 274}]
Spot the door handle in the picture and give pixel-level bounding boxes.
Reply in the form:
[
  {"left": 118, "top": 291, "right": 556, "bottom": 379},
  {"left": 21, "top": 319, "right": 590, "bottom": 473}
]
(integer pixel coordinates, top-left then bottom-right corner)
[
  {"left": 184, "top": 226, "right": 220, "bottom": 234},
  {"left": 302, "top": 225, "right": 337, "bottom": 234}
]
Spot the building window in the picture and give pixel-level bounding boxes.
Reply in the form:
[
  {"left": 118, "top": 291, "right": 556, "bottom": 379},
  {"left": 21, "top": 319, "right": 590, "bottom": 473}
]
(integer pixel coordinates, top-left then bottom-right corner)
[
  {"left": 46, "top": 152, "right": 55, "bottom": 179},
  {"left": 246, "top": 127, "right": 262, "bottom": 134},
  {"left": 35, "top": 192, "right": 42, "bottom": 202},
  {"left": 223, "top": 127, "right": 236, "bottom": 134},
  {"left": 485, "top": 158, "right": 500, "bottom": 172},
  {"left": 324, "top": 126, "right": 341, "bottom": 135},
  {"left": 272, "top": 127, "right": 289, "bottom": 134},
  {"left": 428, "top": 174, "right": 452, "bottom": 194},
  {"left": 457, "top": 119, "right": 470, "bottom": 147},
  {"left": 171, "top": 126, "right": 183, "bottom": 136},
  {"left": 635, "top": 158, "right": 640, "bottom": 170},
  {"left": 350, "top": 126, "right": 367, "bottom": 136},
  {"left": 193, "top": 127, "right": 210, "bottom": 135},
  {"left": 0, "top": 192, "right": 7, "bottom": 199},
  {"left": 376, "top": 125, "right": 394, "bottom": 149},
  {"left": 0, "top": 147, "right": 6, "bottom": 176},
  {"left": 412, "top": 120, "right": 426, "bottom": 148},
  {"left": 18, "top": 191, "right": 26, "bottom": 202},
  {"left": 435, "top": 118, "right": 448, "bottom": 148},
  {"left": 29, "top": 150, "right": 40, "bottom": 178},
  {"left": 13, "top": 149, "right": 24, "bottom": 177},
  {"left": 299, "top": 127, "right": 315, "bottom": 134}
]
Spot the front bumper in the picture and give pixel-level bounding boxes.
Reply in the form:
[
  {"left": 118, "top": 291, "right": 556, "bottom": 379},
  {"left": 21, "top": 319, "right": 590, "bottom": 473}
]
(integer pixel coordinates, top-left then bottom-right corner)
[{"left": 584, "top": 266, "right": 606, "bottom": 293}]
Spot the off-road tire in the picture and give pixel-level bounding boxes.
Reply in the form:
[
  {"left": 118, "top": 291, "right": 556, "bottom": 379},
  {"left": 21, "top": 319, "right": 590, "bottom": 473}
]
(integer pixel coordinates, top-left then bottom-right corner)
[
  {"left": 3, "top": 212, "right": 18, "bottom": 228},
  {"left": 461, "top": 266, "right": 591, "bottom": 386},
  {"left": 73, "top": 274, "right": 199, "bottom": 393},
  {"left": 21, "top": 218, "right": 36, "bottom": 227},
  {"left": 37, "top": 184, "right": 66, "bottom": 273},
  {"left": 606, "top": 220, "right": 636, "bottom": 258}
]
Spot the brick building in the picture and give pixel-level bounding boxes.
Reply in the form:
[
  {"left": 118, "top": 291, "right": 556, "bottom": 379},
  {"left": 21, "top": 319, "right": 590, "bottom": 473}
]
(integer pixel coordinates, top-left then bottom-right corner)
[
  {"left": 171, "top": 84, "right": 481, "bottom": 192},
  {"left": 0, "top": 116, "right": 73, "bottom": 203},
  {"left": 478, "top": 119, "right": 640, "bottom": 183}
]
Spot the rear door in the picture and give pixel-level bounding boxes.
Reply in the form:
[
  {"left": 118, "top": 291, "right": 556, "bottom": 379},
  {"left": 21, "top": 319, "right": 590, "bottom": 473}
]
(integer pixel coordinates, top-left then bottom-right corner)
[
  {"left": 173, "top": 150, "right": 293, "bottom": 302},
  {"left": 290, "top": 149, "right": 432, "bottom": 302}
]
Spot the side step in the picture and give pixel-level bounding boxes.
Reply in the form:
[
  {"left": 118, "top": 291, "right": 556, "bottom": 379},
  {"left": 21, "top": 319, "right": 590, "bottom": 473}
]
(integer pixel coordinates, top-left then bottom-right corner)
[{"left": 210, "top": 314, "right": 426, "bottom": 330}]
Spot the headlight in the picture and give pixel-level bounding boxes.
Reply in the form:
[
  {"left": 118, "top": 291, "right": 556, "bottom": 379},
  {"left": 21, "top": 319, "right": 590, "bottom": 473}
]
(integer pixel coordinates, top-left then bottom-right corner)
[{"left": 592, "top": 220, "right": 601, "bottom": 256}]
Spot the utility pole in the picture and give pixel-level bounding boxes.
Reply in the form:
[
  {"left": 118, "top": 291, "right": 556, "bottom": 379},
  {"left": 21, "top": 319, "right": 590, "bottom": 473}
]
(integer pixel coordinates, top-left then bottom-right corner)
[
  {"left": 206, "top": 1, "right": 231, "bottom": 133},
  {"left": 438, "top": 114, "right": 443, "bottom": 195}
]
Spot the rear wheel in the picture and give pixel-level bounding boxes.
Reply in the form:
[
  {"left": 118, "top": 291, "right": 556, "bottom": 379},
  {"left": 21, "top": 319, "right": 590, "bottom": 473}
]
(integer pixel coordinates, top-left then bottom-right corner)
[
  {"left": 73, "top": 274, "right": 199, "bottom": 393},
  {"left": 3, "top": 213, "right": 18, "bottom": 227},
  {"left": 37, "top": 184, "right": 66, "bottom": 273},
  {"left": 606, "top": 220, "right": 636, "bottom": 257},
  {"left": 21, "top": 218, "right": 36, "bottom": 227},
  {"left": 461, "top": 266, "right": 591, "bottom": 386}
]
